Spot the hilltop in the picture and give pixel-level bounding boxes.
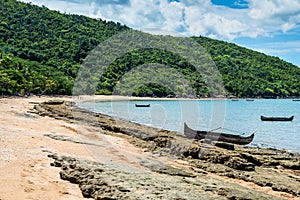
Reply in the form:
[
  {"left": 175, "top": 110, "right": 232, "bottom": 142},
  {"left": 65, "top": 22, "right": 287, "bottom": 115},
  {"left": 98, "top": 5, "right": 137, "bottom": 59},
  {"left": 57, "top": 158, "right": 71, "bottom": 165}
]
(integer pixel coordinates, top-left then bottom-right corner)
[
  {"left": 0, "top": 0, "right": 128, "bottom": 95},
  {"left": 0, "top": 0, "right": 299, "bottom": 97}
]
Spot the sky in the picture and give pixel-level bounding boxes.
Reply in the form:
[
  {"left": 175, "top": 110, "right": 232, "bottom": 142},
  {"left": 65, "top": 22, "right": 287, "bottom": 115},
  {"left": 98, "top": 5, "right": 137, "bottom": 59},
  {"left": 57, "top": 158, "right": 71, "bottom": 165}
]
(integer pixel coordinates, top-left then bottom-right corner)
[{"left": 19, "top": 0, "right": 300, "bottom": 67}]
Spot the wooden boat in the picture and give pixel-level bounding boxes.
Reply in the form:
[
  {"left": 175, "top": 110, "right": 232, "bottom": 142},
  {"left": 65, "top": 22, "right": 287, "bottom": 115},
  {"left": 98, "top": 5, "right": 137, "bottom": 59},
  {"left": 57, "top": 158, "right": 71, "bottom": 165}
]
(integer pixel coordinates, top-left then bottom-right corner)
[
  {"left": 260, "top": 115, "right": 294, "bottom": 121},
  {"left": 184, "top": 123, "right": 255, "bottom": 145},
  {"left": 135, "top": 104, "right": 150, "bottom": 107}
]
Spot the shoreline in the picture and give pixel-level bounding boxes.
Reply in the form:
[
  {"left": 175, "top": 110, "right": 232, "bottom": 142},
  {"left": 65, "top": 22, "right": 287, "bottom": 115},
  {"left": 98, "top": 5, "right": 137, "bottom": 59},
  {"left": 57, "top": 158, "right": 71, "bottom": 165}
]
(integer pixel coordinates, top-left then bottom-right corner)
[
  {"left": 34, "top": 98, "right": 300, "bottom": 199},
  {"left": 1, "top": 94, "right": 299, "bottom": 102},
  {"left": 74, "top": 95, "right": 299, "bottom": 153},
  {"left": 1, "top": 96, "right": 299, "bottom": 199},
  {"left": 71, "top": 95, "right": 300, "bottom": 103}
]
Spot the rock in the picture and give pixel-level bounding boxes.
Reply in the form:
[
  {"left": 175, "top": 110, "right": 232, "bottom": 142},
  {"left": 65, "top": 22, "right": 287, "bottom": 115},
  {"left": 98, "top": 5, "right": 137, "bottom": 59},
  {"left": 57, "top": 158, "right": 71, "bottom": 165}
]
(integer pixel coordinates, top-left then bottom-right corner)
[
  {"left": 153, "top": 135, "right": 172, "bottom": 148},
  {"left": 95, "top": 196, "right": 117, "bottom": 200},
  {"left": 208, "top": 153, "right": 231, "bottom": 164},
  {"left": 280, "top": 161, "right": 300, "bottom": 170},
  {"left": 53, "top": 160, "right": 62, "bottom": 167},
  {"left": 43, "top": 100, "right": 64, "bottom": 105},
  {"left": 240, "top": 153, "right": 262, "bottom": 166},
  {"left": 79, "top": 180, "right": 109, "bottom": 198},
  {"left": 263, "top": 160, "right": 280, "bottom": 167},
  {"left": 142, "top": 162, "right": 196, "bottom": 177},
  {"left": 59, "top": 169, "right": 82, "bottom": 184},
  {"left": 182, "top": 144, "right": 201, "bottom": 159},
  {"left": 225, "top": 157, "right": 255, "bottom": 171},
  {"left": 38, "top": 102, "right": 300, "bottom": 199}
]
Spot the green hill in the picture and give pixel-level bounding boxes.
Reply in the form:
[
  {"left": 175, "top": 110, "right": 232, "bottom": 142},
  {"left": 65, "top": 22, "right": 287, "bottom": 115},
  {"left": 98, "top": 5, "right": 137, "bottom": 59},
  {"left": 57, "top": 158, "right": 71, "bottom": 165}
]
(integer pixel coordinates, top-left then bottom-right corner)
[
  {"left": 193, "top": 37, "right": 300, "bottom": 97},
  {"left": 0, "top": 0, "right": 128, "bottom": 95},
  {"left": 0, "top": 0, "right": 299, "bottom": 97}
]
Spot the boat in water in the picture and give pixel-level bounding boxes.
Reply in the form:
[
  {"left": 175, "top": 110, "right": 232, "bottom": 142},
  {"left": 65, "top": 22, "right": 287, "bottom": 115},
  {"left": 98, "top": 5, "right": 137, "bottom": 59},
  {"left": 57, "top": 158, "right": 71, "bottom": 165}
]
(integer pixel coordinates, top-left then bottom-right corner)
[
  {"left": 135, "top": 104, "right": 150, "bottom": 107},
  {"left": 184, "top": 123, "right": 255, "bottom": 145},
  {"left": 260, "top": 115, "right": 294, "bottom": 121}
]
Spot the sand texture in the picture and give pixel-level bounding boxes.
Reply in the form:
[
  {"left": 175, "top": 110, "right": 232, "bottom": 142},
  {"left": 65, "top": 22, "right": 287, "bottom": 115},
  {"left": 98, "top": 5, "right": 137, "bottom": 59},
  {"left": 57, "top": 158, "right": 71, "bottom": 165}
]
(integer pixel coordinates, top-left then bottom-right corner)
[{"left": 0, "top": 96, "right": 299, "bottom": 200}]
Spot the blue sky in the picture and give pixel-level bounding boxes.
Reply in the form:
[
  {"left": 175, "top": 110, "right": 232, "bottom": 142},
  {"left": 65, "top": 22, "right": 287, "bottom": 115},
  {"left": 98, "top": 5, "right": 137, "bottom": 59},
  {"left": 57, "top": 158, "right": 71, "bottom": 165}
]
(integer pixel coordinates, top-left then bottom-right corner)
[{"left": 20, "top": 0, "right": 300, "bottom": 67}]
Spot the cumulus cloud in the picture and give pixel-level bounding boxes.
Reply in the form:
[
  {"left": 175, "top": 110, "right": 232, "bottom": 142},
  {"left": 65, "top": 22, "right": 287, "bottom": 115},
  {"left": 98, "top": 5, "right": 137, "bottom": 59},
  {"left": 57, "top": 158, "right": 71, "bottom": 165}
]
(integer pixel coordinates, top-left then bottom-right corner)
[
  {"left": 18, "top": 0, "right": 300, "bottom": 41},
  {"left": 248, "top": 0, "right": 300, "bottom": 33},
  {"left": 248, "top": 0, "right": 300, "bottom": 20}
]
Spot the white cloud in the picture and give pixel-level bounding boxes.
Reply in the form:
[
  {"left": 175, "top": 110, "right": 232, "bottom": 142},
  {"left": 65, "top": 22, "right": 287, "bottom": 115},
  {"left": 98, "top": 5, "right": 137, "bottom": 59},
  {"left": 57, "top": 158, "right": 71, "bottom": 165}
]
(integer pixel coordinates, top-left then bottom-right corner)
[
  {"left": 159, "top": 1, "right": 187, "bottom": 33},
  {"left": 281, "top": 23, "right": 296, "bottom": 32},
  {"left": 248, "top": 0, "right": 300, "bottom": 20},
  {"left": 89, "top": 0, "right": 166, "bottom": 30},
  {"left": 248, "top": 0, "right": 300, "bottom": 33},
  {"left": 18, "top": 0, "right": 300, "bottom": 41}
]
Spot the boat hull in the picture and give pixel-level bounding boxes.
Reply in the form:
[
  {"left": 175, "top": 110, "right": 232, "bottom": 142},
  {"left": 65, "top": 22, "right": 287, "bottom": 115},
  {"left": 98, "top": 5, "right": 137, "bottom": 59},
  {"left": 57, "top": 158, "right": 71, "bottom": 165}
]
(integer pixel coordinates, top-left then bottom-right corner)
[
  {"left": 135, "top": 104, "right": 150, "bottom": 107},
  {"left": 260, "top": 116, "right": 294, "bottom": 121},
  {"left": 184, "top": 123, "right": 254, "bottom": 145}
]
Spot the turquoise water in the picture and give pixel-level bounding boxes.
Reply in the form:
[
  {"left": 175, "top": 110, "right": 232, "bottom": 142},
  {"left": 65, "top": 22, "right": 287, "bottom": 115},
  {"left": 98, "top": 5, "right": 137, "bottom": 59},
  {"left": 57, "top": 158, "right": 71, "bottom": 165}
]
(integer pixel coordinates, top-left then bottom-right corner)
[{"left": 78, "top": 99, "right": 300, "bottom": 152}]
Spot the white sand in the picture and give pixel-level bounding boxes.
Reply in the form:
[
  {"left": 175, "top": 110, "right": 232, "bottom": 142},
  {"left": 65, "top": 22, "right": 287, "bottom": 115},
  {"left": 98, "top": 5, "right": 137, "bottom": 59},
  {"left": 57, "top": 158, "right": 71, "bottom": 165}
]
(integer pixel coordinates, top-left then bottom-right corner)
[
  {"left": 0, "top": 96, "right": 182, "bottom": 199},
  {"left": 0, "top": 96, "right": 91, "bottom": 199}
]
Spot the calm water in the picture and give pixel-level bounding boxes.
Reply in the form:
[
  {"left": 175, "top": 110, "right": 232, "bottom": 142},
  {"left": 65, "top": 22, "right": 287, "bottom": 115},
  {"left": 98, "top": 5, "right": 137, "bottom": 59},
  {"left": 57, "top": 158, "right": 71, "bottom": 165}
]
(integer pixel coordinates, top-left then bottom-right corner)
[{"left": 78, "top": 99, "right": 300, "bottom": 152}]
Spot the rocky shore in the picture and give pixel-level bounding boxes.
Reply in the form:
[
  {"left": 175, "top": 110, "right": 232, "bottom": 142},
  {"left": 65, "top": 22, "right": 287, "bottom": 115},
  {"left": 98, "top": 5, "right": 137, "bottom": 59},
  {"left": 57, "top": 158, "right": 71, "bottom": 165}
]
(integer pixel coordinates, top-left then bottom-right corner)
[{"left": 31, "top": 99, "right": 300, "bottom": 200}]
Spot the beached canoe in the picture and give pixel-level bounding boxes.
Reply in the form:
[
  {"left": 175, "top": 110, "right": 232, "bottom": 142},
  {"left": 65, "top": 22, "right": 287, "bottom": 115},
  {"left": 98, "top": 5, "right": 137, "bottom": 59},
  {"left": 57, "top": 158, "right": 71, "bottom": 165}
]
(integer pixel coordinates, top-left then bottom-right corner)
[
  {"left": 135, "top": 104, "right": 150, "bottom": 107},
  {"left": 260, "top": 115, "right": 294, "bottom": 121},
  {"left": 184, "top": 123, "right": 255, "bottom": 145}
]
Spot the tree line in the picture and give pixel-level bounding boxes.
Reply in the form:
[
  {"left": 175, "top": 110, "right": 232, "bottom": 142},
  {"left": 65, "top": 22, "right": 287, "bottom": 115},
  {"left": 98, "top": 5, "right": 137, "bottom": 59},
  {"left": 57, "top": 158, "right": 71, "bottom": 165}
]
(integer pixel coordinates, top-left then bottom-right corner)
[{"left": 0, "top": 0, "right": 299, "bottom": 97}]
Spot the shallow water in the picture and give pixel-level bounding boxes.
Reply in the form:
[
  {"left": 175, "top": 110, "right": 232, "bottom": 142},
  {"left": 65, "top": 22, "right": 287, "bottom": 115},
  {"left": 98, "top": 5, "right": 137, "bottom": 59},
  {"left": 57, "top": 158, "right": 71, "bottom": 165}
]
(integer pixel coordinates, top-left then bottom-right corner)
[{"left": 78, "top": 99, "right": 300, "bottom": 152}]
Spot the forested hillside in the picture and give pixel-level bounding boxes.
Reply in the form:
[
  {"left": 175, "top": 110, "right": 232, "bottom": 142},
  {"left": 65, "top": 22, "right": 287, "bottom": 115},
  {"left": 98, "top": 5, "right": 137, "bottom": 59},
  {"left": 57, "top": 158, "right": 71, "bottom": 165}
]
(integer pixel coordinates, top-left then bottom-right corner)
[
  {"left": 0, "top": 0, "right": 128, "bottom": 95},
  {"left": 193, "top": 37, "right": 300, "bottom": 97},
  {"left": 0, "top": 0, "right": 299, "bottom": 97},
  {"left": 0, "top": 52, "right": 72, "bottom": 95}
]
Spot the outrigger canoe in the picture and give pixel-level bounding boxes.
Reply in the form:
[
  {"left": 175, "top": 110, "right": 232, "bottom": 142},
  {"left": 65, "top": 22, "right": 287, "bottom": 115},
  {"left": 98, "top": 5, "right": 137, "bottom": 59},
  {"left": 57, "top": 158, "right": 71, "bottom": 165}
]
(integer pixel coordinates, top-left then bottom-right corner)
[
  {"left": 135, "top": 104, "right": 150, "bottom": 107},
  {"left": 260, "top": 115, "right": 294, "bottom": 121},
  {"left": 184, "top": 123, "right": 255, "bottom": 145}
]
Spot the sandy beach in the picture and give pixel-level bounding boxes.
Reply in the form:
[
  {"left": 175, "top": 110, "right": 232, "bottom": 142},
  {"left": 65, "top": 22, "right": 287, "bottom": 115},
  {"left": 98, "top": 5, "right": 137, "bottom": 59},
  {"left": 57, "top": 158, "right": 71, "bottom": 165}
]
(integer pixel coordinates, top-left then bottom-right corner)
[
  {"left": 0, "top": 96, "right": 299, "bottom": 200},
  {"left": 0, "top": 96, "right": 91, "bottom": 199},
  {"left": 0, "top": 96, "right": 198, "bottom": 199}
]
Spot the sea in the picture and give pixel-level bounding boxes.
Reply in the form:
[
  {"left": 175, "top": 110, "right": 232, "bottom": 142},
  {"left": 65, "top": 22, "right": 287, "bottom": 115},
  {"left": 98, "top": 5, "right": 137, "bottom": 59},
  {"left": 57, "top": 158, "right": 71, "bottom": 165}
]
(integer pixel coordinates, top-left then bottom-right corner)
[{"left": 77, "top": 99, "right": 300, "bottom": 152}]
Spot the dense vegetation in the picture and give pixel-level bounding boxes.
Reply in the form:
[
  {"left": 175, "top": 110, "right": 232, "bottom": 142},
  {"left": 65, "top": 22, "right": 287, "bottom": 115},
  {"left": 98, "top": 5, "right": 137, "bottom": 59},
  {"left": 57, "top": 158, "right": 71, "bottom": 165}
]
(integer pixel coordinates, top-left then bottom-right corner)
[
  {"left": 193, "top": 37, "right": 300, "bottom": 97},
  {"left": 0, "top": 0, "right": 128, "bottom": 95},
  {"left": 93, "top": 48, "right": 212, "bottom": 97},
  {"left": 0, "top": 0, "right": 299, "bottom": 97},
  {"left": 0, "top": 52, "right": 72, "bottom": 95}
]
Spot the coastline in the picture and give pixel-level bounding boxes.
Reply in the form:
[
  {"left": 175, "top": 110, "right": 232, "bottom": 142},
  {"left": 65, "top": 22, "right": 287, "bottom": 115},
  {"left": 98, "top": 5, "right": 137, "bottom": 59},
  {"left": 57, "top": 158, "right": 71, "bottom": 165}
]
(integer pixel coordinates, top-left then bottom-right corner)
[
  {"left": 72, "top": 95, "right": 218, "bottom": 103},
  {"left": 1, "top": 96, "right": 299, "bottom": 199},
  {"left": 76, "top": 95, "right": 299, "bottom": 153},
  {"left": 72, "top": 94, "right": 300, "bottom": 103}
]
